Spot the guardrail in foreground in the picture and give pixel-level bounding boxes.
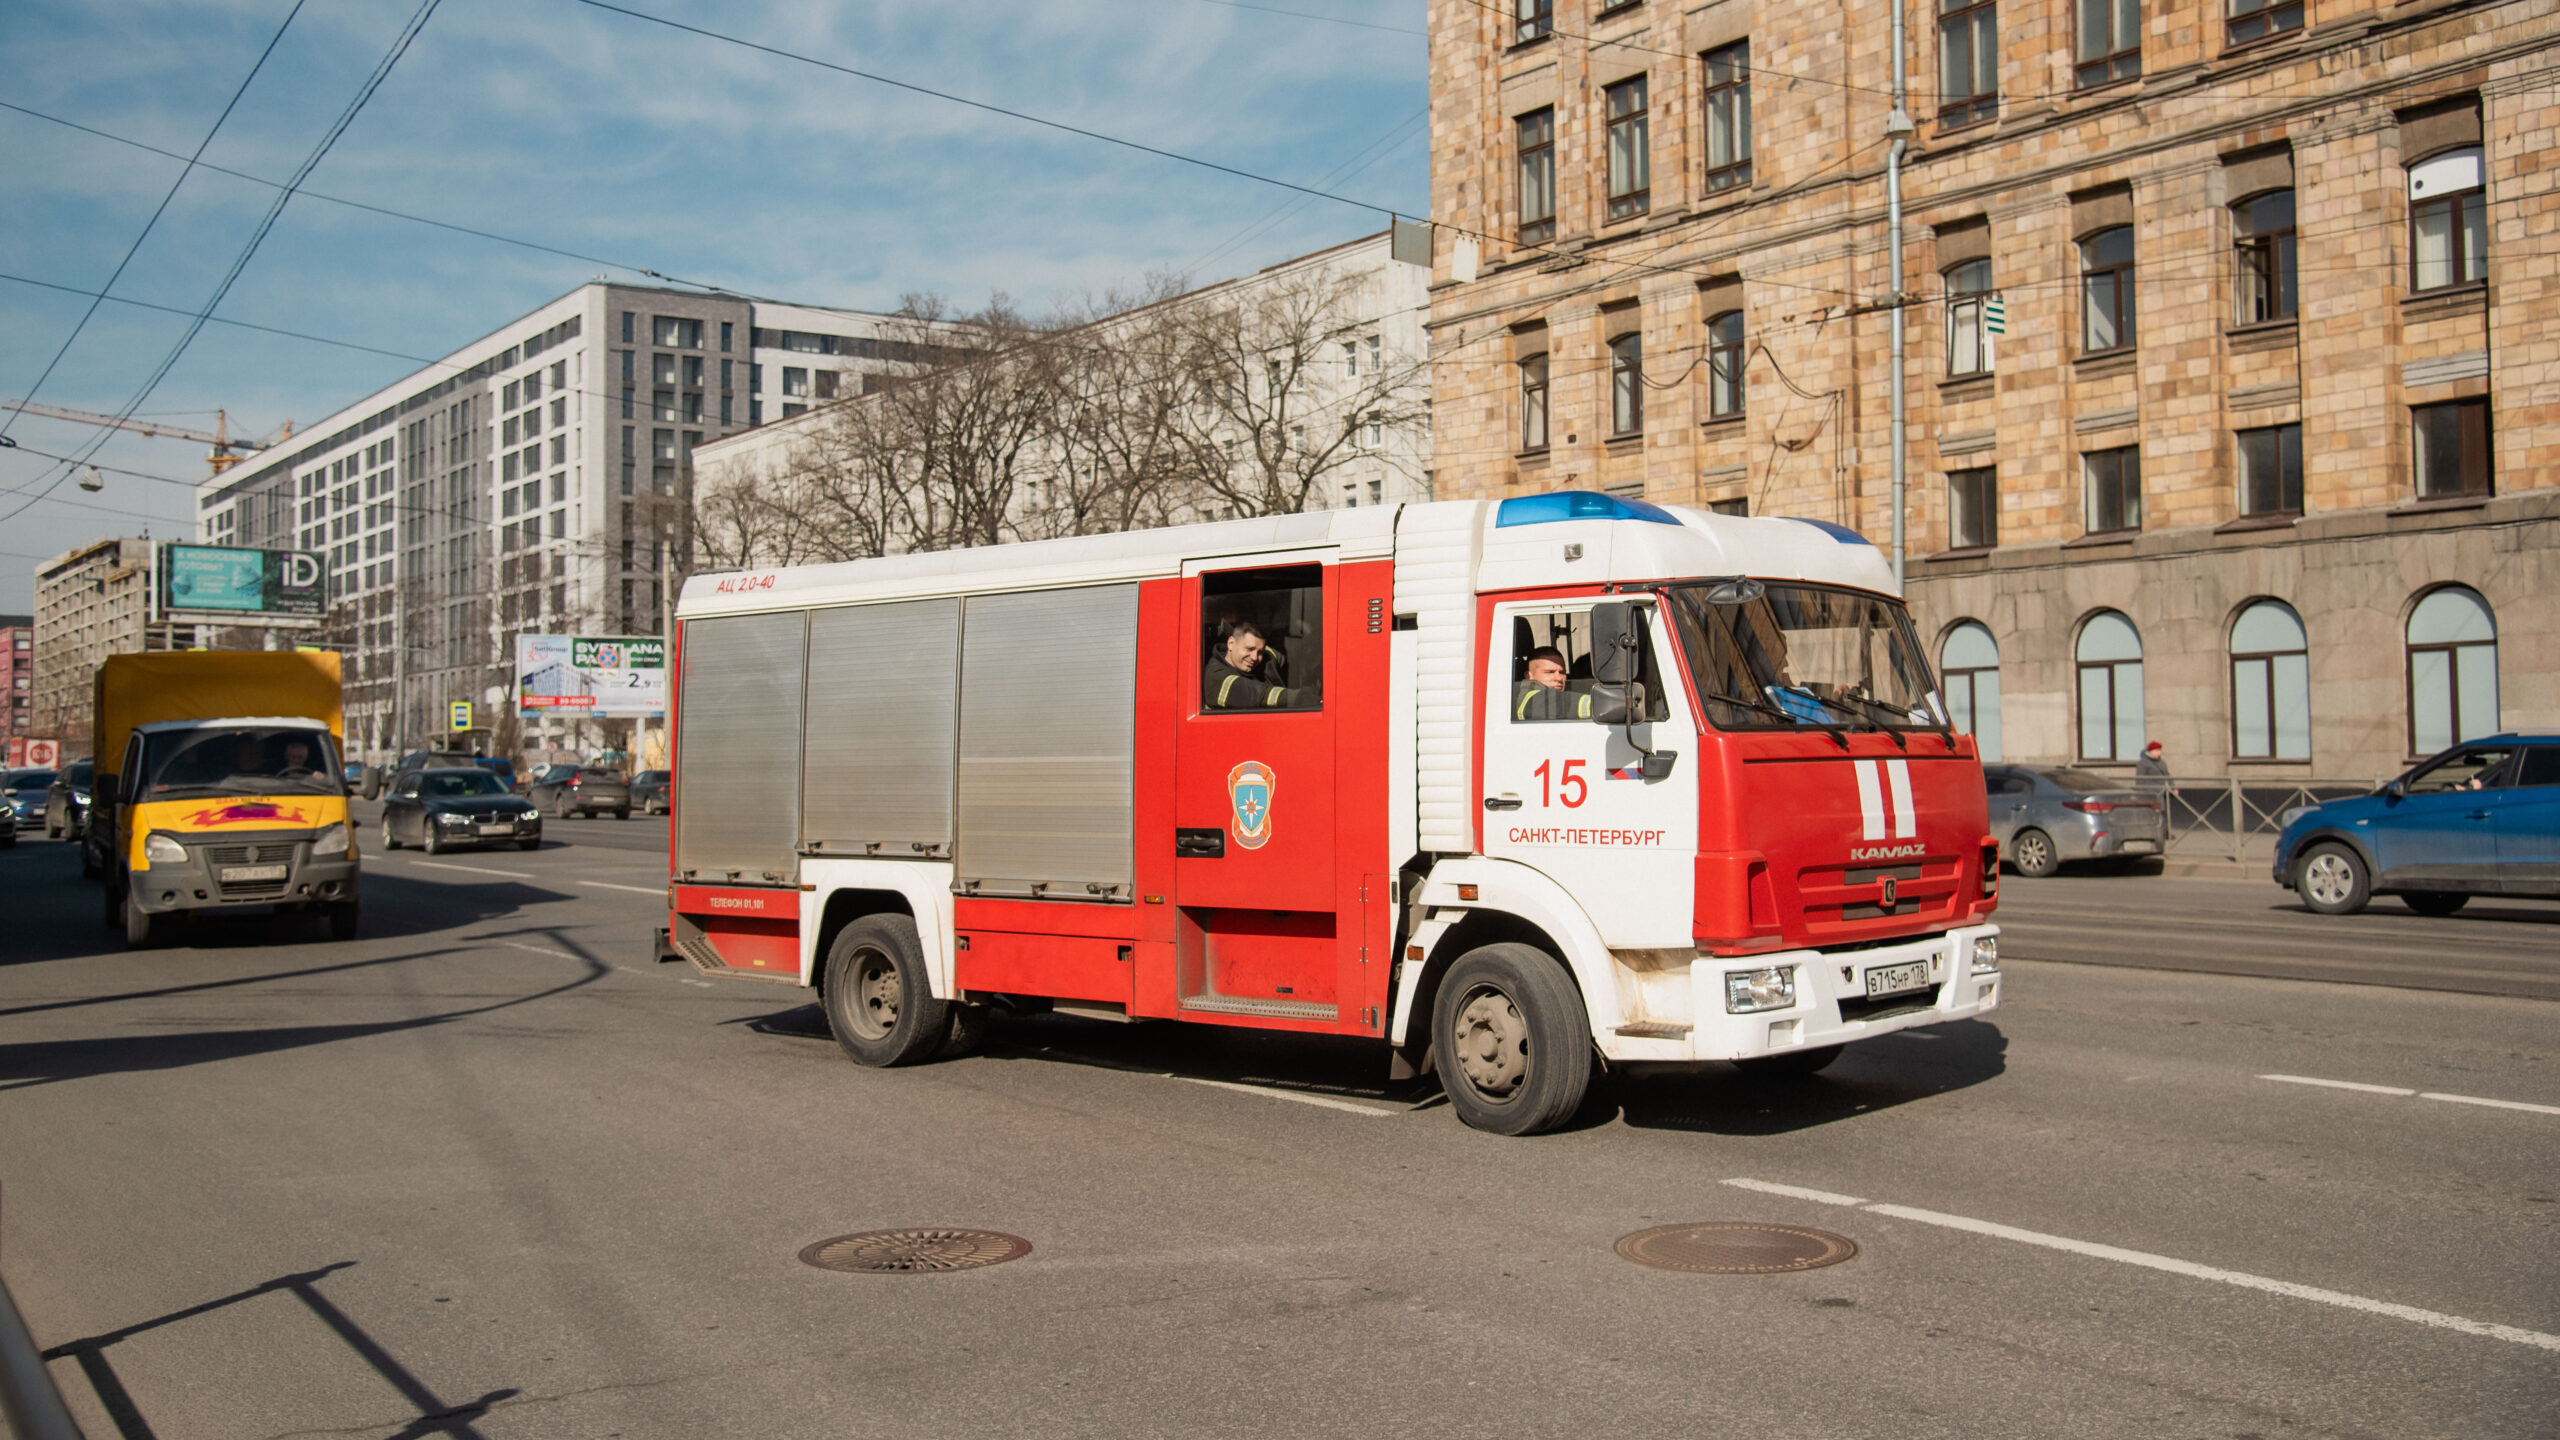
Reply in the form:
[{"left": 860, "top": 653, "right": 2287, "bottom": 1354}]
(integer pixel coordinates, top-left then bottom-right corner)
[{"left": 0, "top": 1271, "right": 84, "bottom": 1440}]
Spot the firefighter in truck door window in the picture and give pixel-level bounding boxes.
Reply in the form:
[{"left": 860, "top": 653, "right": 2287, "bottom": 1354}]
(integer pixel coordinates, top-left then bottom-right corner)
[
  {"left": 1204, "top": 620, "right": 1306, "bottom": 710},
  {"left": 1514, "top": 645, "right": 1594, "bottom": 722}
]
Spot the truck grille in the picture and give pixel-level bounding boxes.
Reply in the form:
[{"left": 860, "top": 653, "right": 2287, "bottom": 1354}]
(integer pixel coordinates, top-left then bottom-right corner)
[
  {"left": 1798, "top": 857, "right": 1958, "bottom": 931},
  {"left": 205, "top": 842, "right": 296, "bottom": 868}
]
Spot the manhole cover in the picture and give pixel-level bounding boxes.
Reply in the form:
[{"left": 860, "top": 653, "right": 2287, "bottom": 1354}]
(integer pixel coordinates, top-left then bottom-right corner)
[
  {"left": 798, "top": 1228, "right": 1032, "bottom": 1275},
  {"left": 1614, "top": 1222, "right": 1857, "bottom": 1274}
]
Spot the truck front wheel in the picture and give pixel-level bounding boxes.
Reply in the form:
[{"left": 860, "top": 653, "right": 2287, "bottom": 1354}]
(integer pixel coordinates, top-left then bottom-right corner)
[
  {"left": 123, "top": 888, "right": 159, "bottom": 949},
  {"left": 822, "top": 915, "right": 950, "bottom": 1068},
  {"left": 1430, "top": 943, "right": 1592, "bottom": 1136}
]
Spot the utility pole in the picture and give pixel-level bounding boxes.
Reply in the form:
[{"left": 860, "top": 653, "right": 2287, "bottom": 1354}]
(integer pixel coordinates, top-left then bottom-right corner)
[{"left": 1886, "top": 0, "right": 1914, "bottom": 592}]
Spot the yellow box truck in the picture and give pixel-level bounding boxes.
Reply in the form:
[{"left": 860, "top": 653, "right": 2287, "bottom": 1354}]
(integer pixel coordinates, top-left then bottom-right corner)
[{"left": 89, "top": 652, "right": 359, "bottom": 947}]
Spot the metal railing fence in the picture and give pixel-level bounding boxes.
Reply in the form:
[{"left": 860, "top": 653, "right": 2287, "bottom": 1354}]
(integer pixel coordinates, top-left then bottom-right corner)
[{"left": 2142, "top": 774, "right": 2384, "bottom": 863}]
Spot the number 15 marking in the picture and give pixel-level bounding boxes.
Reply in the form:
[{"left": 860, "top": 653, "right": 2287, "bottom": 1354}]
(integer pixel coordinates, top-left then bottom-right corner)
[{"left": 1533, "top": 758, "right": 1588, "bottom": 808}]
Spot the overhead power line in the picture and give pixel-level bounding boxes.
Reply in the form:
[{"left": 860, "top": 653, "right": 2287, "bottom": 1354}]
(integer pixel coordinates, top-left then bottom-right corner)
[{"left": 0, "top": 0, "right": 309, "bottom": 445}]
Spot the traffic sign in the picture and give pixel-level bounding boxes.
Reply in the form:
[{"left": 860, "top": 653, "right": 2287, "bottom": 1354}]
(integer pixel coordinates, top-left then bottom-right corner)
[
  {"left": 448, "top": 701, "right": 473, "bottom": 732},
  {"left": 1985, "top": 296, "right": 2007, "bottom": 335}
]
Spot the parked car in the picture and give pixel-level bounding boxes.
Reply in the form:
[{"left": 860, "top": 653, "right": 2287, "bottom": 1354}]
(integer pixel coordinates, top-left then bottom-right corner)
[
  {"left": 5, "top": 768, "right": 55, "bottom": 831},
  {"left": 527, "top": 764, "right": 631, "bottom": 819},
  {"left": 379, "top": 767, "right": 542, "bottom": 854},
  {"left": 629, "top": 769, "right": 671, "bottom": 815},
  {"left": 2275, "top": 733, "right": 2560, "bottom": 915},
  {"left": 1983, "top": 765, "right": 2167, "bottom": 878},
  {"left": 45, "top": 758, "right": 93, "bottom": 841}
]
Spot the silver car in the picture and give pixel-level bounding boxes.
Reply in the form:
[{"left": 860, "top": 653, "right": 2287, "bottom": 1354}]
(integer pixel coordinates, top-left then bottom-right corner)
[{"left": 1984, "top": 766, "right": 2167, "bottom": 877}]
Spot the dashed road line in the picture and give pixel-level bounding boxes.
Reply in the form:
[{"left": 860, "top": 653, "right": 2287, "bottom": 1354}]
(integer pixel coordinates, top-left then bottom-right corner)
[
  {"left": 2261, "top": 1073, "right": 2557, "bottom": 1115},
  {"left": 1723, "top": 1178, "right": 1867, "bottom": 1207},
  {"left": 404, "top": 860, "right": 535, "bottom": 879},
  {"left": 580, "top": 880, "right": 666, "bottom": 896},
  {"left": 1724, "top": 1178, "right": 2560, "bottom": 1354}
]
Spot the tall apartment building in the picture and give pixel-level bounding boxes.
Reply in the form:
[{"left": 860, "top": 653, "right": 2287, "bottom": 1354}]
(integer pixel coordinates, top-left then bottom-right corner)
[
  {"left": 28, "top": 538, "right": 193, "bottom": 746},
  {"left": 0, "top": 615, "right": 30, "bottom": 741},
  {"left": 196, "top": 283, "right": 920, "bottom": 763},
  {"left": 1426, "top": 0, "right": 2555, "bottom": 780}
]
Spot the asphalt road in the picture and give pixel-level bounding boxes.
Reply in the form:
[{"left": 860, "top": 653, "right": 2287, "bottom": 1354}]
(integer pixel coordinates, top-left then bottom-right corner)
[{"left": 2, "top": 811, "right": 2554, "bottom": 1438}]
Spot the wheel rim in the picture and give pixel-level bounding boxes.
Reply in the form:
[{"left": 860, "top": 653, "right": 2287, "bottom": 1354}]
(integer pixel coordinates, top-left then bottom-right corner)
[
  {"left": 846, "top": 947, "right": 901, "bottom": 1041},
  {"left": 2017, "top": 833, "right": 2050, "bottom": 870},
  {"left": 2304, "top": 853, "right": 2353, "bottom": 906},
  {"left": 1451, "top": 984, "right": 1530, "bottom": 1102}
]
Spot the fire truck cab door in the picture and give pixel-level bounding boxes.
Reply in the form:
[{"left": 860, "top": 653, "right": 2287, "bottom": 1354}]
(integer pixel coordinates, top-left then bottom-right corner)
[
  {"left": 1480, "top": 599, "right": 1699, "bottom": 949},
  {"left": 1172, "top": 557, "right": 1344, "bottom": 1018}
]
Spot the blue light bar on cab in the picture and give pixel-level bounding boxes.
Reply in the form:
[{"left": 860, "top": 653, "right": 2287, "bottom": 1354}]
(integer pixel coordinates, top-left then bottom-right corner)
[
  {"left": 1786, "top": 517, "right": 1875, "bottom": 545},
  {"left": 1494, "top": 490, "right": 1684, "bottom": 528}
]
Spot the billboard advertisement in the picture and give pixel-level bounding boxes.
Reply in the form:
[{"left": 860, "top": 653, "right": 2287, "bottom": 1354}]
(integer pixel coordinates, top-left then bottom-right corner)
[
  {"left": 159, "top": 544, "right": 326, "bottom": 619},
  {"left": 517, "top": 634, "right": 667, "bottom": 718},
  {"left": 6, "top": 738, "right": 62, "bottom": 769}
]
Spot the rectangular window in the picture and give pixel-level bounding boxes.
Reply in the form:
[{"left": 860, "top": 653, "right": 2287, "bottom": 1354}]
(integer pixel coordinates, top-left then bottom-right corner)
[
  {"left": 2226, "top": 0, "right": 2302, "bottom": 48},
  {"left": 2412, "top": 399, "right": 2491, "bottom": 499},
  {"left": 815, "top": 369, "right": 838, "bottom": 400},
  {"left": 620, "top": 425, "right": 634, "bottom": 458},
  {"left": 2237, "top": 423, "right": 2303, "bottom": 516},
  {"left": 2075, "top": 0, "right": 2140, "bottom": 87},
  {"left": 2083, "top": 446, "right": 2141, "bottom": 533},
  {"left": 720, "top": 358, "right": 732, "bottom": 390},
  {"left": 621, "top": 387, "right": 634, "bottom": 420},
  {"left": 1701, "top": 42, "right": 1753, "bottom": 192},
  {"left": 1201, "top": 564, "right": 1323, "bottom": 713},
  {"left": 721, "top": 394, "right": 733, "bottom": 425},
  {"left": 653, "top": 353, "right": 677, "bottom": 386},
  {"left": 1520, "top": 354, "right": 1550, "bottom": 452},
  {"left": 1605, "top": 77, "right": 1650, "bottom": 220},
  {"left": 1517, "top": 108, "right": 1556, "bottom": 245},
  {"left": 2411, "top": 186, "right": 2487, "bottom": 290},
  {"left": 1705, "top": 309, "right": 1745, "bottom": 418},
  {"left": 751, "top": 363, "right": 763, "bottom": 393},
  {"left": 653, "top": 429, "right": 677, "bottom": 462},
  {"left": 682, "top": 356, "right": 704, "bottom": 389},
  {"left": 1949, "top": 466, "right": 1998, "bottom": 549},
  {"left": 1945, "top": 258, "right": 1995, "bottom": 376},
  {"left": 2234, "top": 190, "right": 2298, "bottom": 322},
  {"left": 682, "top": 392, "right": 704, "bottom": 423},
  {"left": 1938, "top": 0, "right": 1998, "bottom": 128},
  {"left": 1516, "top": 0, "right": 1553, "bottom": 43},
  {"left": 523, "top": 370, "right": 541, "bottom": 402},
  {"left": 782, "top": 366, "right": 810, "bottom": 398},
  {"left": 620, "top": 311, "right": 634, "bottom": 343},
  {"left": 1609, "top": 332, "right": 1644, "bottom": 436},
  {"left": 720, "top": 320, "right": 733, "bottom": 353},
  {"left": 2081, "top": 227, "right": 2136, "bottom": 353}
]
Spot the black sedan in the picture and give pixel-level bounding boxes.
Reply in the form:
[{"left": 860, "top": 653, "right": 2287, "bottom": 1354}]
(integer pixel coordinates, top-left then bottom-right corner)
[
  {"left": 629, "top": 769, "right": 670, "bottom": 815},
  {"left": 45, "top": 757, "right": 92, "bottom": 841},
  {"left": 379, "top": 768, "right": 543, "bottom": 854}
]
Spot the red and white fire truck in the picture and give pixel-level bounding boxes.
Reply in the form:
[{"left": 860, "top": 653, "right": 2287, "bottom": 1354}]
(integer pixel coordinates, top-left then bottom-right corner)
[{"left": 661, "top": 491, "right": 2000, "bottom": 1134}]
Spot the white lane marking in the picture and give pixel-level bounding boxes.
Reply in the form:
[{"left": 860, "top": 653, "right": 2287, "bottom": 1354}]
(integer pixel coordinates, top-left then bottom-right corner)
[
  {"left": 1861, "top": 1201, "right": 2560, "bottom": 1354},
  {"left": 495, "top": 941, "right": 581, "bottom": 961},
  {"left": 581, "top": 880, "right": 665, "bottom": 896},
  {"left": 2261, "top": 1074, "right": 2417, "bottom": 1096},
  {"left": 2420, "top": 1091, "right": 2560, "bottom": 1117},
  {"left": 1176, "top": 1077, "right": 1394, "bottom": 1116},
  {"left": 1885, "top": 758, "right": 1916, "bottom": 839},
  {"left": 407, "top": 860, "right": 535, "bottom": 879},
  {"left": 1723, "top": 1178, "right": 1866, "bottom": 1207},
  {"left": 1852, "top": 760, "right": 1886, "bottom": 841}
]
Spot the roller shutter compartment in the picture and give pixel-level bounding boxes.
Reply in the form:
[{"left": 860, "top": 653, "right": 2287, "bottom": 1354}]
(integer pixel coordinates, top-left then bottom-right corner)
[
  {"left": 675, "top": 610, "right": 806, "bottom": 883},
  {"left": 956, "top": 585, "right": 1136, "bottom": 899},
  {"left": 801, "top": 598, "right": 960, "bottom": 855}
]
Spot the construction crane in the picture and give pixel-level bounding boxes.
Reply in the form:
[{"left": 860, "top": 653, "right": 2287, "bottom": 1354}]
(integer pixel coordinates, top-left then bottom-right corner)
[{"left": 1, "top": 401, "right": 289, "bottom": 475}]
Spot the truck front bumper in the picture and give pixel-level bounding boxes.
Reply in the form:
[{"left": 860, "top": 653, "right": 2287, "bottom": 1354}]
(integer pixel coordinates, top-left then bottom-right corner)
[
  {"left": 128, "top": 852, "right": 361, "bottom": 914},
  {"left": 1646, "top": 924, "right": 2001, "bottom": 1063}
]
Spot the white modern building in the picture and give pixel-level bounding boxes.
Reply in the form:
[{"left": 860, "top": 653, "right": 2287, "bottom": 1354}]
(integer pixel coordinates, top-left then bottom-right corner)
[{"left": 195, "top": 282, "right": 922, "bottom": 762}]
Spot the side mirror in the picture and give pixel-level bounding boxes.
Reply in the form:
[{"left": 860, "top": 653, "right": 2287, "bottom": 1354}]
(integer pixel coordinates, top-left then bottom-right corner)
[
  {"left": 1589, "top": 600, "right": 1642, "bottom": 685},
  {"left": 2380, "top": 779, "right": 2406, "bottom": 800}
]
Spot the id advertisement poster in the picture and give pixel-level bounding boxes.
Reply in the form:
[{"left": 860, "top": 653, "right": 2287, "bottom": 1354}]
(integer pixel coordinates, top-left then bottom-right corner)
[
  {"left": 517, "top": 634, "right": 668, "bottom": 718},
  {"left": 160, "top": 544, "right": 325, "bottom": 618}
]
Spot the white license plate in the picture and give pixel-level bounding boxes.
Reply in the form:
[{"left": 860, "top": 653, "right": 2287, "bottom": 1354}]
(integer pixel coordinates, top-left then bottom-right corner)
[
  {"left": 220, "top": 864, "right": 289, "bottom": 883},
  {"left": 477, "top": 823, "right": 516, "bottom": 836},
  {"left": 1864, "top": 960, "right": 1932, "bottom": 998}
]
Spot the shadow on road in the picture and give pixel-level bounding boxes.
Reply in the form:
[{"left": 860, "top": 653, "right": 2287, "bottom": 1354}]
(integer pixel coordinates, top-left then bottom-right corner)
[
  {"left": 726, "top": 999, "right": 2008, "bottom": 1133},
  {"left": 41, "top": 1261, "right": 518, "bottom": 1440}
]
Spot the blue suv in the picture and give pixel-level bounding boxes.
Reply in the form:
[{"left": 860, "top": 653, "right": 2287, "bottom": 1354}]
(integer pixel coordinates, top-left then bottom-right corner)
[{"left": 2275, "top": 733, "right": 2560, "bottom": 915}]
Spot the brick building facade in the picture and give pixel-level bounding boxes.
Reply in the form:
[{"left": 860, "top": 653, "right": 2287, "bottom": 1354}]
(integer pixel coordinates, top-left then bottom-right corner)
[{"left": 1425, "top": 0, "right": 2556, "bottom": 779}]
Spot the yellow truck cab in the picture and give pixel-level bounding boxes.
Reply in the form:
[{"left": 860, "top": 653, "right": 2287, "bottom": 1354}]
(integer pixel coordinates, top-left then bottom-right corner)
[{"left": 90, "top": 653, "right": 359, "bottom": 947}]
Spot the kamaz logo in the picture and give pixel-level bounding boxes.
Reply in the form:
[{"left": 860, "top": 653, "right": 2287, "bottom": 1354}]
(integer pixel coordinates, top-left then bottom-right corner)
[{"left": 1850, "top": 843, "right": 1925, "bottom": 861}]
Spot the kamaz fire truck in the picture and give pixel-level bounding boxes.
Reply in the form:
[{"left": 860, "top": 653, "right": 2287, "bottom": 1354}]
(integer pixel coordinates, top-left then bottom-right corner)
[{"left": 661, "top": 491, "right": 2000, "bottom": 1134}]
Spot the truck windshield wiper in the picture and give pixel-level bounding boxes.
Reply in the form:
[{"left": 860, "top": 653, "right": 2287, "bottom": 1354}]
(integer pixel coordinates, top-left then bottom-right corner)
[
  {"left": 1702, "top": 689, "right": 1851, "bottom": 749},
  {"left": 1822, "top": 693, "right": 1913, "bottom": 748}
]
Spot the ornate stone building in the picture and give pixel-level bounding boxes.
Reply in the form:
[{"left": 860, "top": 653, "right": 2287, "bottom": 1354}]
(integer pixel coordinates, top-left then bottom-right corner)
[{"left": 1425, "top": 0, "right": 2555, "bottom": 779}]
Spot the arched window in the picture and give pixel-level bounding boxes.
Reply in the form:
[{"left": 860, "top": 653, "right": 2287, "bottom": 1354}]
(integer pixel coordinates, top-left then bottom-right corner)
[
  {"left": 2076, "top": 611, "right": 2144, "bottom": 761},
  {"left": 2230, "top": 599, "right": 2309, "bottom": 759},
  {"left": 1940, "top": 621, "right": 2002, "bottom": 760},
  {"left": 2406, "top": 586, "right": 2497, "bottom": 754}
]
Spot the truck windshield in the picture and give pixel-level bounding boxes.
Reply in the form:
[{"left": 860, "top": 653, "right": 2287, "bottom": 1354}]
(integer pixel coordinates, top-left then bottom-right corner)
[
  {"left": 138, "top": 726, "right": 343, "bottom": 799},
  {"left": 1666, "top": 582, "right": 1949, "bottom": 733}
]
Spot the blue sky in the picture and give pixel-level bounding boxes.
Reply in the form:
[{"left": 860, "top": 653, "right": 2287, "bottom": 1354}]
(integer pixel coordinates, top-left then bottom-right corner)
[{"left": 0, "top": 0, "right": 1428, "bottom": 611}]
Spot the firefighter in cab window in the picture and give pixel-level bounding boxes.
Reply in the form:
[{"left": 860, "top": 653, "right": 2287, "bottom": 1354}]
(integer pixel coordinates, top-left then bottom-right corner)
[
  {"left": 1205, "top": 620, "right": 1307, "bottom": 710},
  {"left": 1514, "top": 646, "right": 1593, "bottom": 722}
]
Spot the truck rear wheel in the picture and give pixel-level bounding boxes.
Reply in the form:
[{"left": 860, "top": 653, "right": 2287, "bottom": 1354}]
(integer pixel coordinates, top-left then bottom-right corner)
[
  {"left": 1430, "top": 943, "right": 1592, "bottom": 1136},
  {"left": 822, "top": 915, "right": 950, "bottom": 1068}
]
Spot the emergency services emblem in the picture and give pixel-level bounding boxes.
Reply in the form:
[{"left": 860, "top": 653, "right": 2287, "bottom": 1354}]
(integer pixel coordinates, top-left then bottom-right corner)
[{"left": 1226, "top": 761, "right": 1276, "bottom": 850}]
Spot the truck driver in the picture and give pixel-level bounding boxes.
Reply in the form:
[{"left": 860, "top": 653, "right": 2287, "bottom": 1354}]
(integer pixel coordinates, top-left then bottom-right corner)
[
  {"left": 1205, "top": 621, "right": 1305, "bottom": 710},
  {"left": 1514, "top": 645, "right": 1594, "bottom": 722}
]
